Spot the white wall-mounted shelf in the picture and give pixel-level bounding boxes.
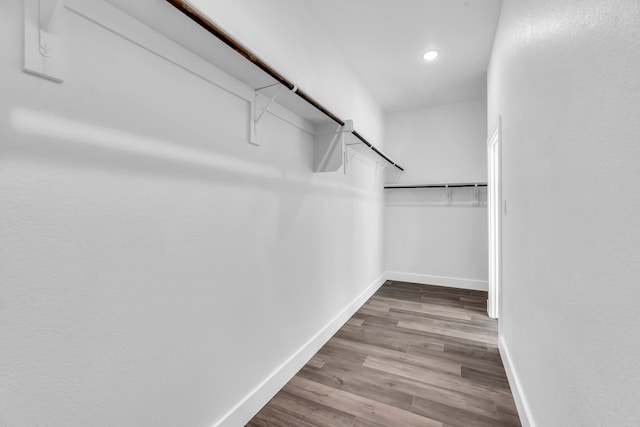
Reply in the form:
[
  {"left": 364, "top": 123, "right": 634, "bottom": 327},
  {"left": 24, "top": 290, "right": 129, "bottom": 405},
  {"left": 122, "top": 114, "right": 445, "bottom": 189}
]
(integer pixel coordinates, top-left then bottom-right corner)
[
  {"left": 384, "top": 183, "right": 487, "bottom": 189},
  {"left": 385, "top": 183, "right": 488, "bottom": 207},
  {"left": 35, "top": 0, "right": 405, "bottom": 181},
  {"left": 161, "top": 0, "right": 405, "bottom": 177}
]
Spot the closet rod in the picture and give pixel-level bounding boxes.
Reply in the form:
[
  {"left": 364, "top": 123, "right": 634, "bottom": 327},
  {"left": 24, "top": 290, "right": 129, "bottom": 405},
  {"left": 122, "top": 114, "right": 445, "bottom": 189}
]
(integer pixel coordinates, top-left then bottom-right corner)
[
  {"left": 352, "top": 131, "right": 403, "bottom": 170},
  {"left": 165, "top": 0, "right": 404, "bottom": 172},
  {"left": 384, "top": 183, "right": 487, "bottom": 189}
]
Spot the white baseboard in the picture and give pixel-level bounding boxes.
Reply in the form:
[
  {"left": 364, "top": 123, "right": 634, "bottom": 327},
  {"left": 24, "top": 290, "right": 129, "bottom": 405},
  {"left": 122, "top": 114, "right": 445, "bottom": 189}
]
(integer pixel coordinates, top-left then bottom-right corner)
[
  {"left": 215, "top": 273, "right": 388, "bottom": 427},
  {"left": 385, "top": 271, "right": 488, "bottom": 292},
  {"left": 499, "top": 336, "right": 535, "bottom": 427}
]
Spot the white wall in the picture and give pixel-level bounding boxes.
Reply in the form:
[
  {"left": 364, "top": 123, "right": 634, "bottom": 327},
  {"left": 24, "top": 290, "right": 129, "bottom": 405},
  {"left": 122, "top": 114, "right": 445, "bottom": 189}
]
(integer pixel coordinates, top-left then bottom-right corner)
[
  {"left": 488, "top": 1, "right": 640, "bottom": 425},
  {"left": 385, "top": 100, "right": 488, "bottom": 185},
  {"left": 385, "top": 100, "right": 488, "bottom": 290},
  {"left": 0, "top": 2, "right": 386, "bottom": 426}
]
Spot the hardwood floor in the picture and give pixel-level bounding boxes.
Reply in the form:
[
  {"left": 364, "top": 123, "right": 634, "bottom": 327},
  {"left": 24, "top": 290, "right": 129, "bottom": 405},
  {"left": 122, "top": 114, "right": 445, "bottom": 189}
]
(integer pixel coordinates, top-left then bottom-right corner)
[{"left": 247, "top": 281, "right": 521, "bottom": 427}]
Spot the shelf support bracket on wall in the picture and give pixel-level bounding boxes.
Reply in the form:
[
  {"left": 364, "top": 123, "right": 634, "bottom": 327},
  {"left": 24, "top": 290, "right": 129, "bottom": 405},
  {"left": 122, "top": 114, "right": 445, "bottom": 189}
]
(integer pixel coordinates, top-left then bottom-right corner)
[
  {"left": 314, "top": 120, "right": 353, "bottom": 173},
  {"left": 344, "top": 143, "right": 358, "bottom": 175},
  {"left": 24, "top": 0, "right": 66, "bottom": 83},
  {"left": 444, "top": 184, "right": 452, "bottom": 206},
  {"left": 473, "top": 183, "right": 480, "bottom": 206},
  {"left": 250, "top": 84, "right": 284, "bottom": 146},
  {"left": 375, "top": 162, "right": 388, "bottom": 177},
  {"left": 370, "top": 162, "right": 388, "bottom": 183},
  {"left": 343, "top": 138, "right": 361, "bottom": 175}
]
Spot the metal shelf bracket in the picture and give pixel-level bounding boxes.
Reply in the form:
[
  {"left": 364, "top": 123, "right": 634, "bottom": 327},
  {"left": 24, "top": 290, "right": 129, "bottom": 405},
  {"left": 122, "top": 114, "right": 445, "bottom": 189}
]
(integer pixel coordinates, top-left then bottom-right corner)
[
  {"left": 444, "top": 184, "right": 452, "bottom": 206},
  {"left": 250, "top": 84, "right": 284, "bottom": 145},
  {"left": 375, "top": 162, "right": 388, "bottom": 177},
  {"left": 473, "top": 183, "right": 480, "bottom": 206}
]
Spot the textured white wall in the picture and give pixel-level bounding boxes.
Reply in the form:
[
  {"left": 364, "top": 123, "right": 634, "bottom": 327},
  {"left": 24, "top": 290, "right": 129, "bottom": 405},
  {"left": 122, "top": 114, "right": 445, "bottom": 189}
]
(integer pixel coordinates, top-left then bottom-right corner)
[
  {"left": 385, "top": 100, "right": 488, "bottom": 289},
  {"left": 0, "top": 2, "right": 385, "bottom": 426},
  {"left": 488, "top": 0, "right": 640, "bottom": 425}
]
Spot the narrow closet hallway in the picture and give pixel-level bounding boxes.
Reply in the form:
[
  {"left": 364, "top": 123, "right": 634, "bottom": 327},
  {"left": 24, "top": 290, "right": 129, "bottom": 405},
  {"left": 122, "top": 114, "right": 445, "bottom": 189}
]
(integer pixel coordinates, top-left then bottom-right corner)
[{"left": 2, "top": 0, "right": 639, "bottom": 426}]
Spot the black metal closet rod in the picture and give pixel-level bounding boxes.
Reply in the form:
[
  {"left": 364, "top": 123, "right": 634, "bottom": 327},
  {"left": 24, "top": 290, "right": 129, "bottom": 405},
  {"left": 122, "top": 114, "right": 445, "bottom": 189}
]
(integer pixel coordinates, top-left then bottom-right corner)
[
  {"left": 352, "top": 131, "right": 402, "bottom": 170},
  {"left": 165, "top": 0, "right": 404, "bottom": 172},
  {"left": 384, "top": 183, "right": 488, "bottom": 189}
]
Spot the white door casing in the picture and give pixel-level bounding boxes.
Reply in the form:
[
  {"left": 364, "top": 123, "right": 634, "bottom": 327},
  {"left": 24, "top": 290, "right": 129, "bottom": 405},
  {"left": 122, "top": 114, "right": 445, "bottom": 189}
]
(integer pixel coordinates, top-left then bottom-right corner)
[{"left": 487, "top": 118, "right": 502, "bottom": 319}]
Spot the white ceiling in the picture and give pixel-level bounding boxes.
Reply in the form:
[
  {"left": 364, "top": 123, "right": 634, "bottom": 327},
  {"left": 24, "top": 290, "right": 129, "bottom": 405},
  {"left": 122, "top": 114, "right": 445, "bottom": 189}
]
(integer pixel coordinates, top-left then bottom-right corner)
[{"left": 301, "top": 0, "right": 503, "bottom": 113}]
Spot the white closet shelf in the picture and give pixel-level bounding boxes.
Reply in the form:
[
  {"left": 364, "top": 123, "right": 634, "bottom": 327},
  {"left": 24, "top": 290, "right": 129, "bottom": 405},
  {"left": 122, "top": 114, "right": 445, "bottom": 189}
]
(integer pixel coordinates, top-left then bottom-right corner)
[
  {"left": 385, "top": 183, "right": 487, "bottom": 207},
  {"left": 384, "top": 183, "right": 487, "bottom": 189},
  {"left": 164, "top": 0, "right": 404, "bottom": 174}
]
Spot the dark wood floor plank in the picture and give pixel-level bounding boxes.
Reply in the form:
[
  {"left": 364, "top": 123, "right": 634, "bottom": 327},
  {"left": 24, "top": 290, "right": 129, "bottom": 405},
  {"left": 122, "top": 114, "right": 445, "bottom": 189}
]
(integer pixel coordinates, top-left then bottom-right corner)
[
  {"left": 285, "top": 376, "right": 443, "bottom": 427},
  {"left": 397, "top": 320, "right": 499, "bottom": 346},
  {"left": 408, "top": 343, "right": 508, "bottom": 377},
  {"left": 247, "top": 281, "right": 521, "bottom": 427},
  {"left": 297, "top": 361, "right": 415, "bottom": 411},
  {"left": 355, "top": 312, "right": 400, "bottom": 328},
  {"left": 412, "top": 395, "right": 515, "bottom": 427},
  {"left": 267, "top": 390, "right": 355, "bottom": 427},
  {"left": 325, "top": 336, "right": 461, "bottom": 375},
  {"left": 302, "top": 355, "right": 500, "bottom": 420},
  {"left": 345, "top": 317, "right": 365, "bottom": 327},
  {"left": 388, "top": 306, "right": 497, "bottom": 330},
  {"left": 246, "top": 403, "right": 320, "bottom": 427},
  {"left": 461, "top": 366, "right": 511, "bottom": 390},
  {"left": 361, "top": 355, "right": 513, "bottom": 404},
  {"left": 352, "top": 417, "right": 388, "bottom": 427},
  {"left": 443, "top": 341, "right": 502, "bottom": 363},
  {"left": 333, "top": 323, "right": 411, "bottom": 353},
  {"left": 305, "top": 354, "right": 326, "bottom": 370}
]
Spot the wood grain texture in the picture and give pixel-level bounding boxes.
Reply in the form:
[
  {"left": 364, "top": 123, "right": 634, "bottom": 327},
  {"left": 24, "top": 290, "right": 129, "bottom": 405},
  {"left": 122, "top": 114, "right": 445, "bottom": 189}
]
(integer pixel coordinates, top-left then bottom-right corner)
[{"left": 247, "top": 281, "right": 521, "bottom": 427}]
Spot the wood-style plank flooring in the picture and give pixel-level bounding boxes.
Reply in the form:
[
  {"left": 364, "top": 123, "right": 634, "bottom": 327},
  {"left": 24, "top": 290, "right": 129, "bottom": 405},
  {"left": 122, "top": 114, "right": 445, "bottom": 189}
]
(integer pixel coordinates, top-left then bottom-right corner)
[{"left": 247, "top": 281, "right": 521, "bottom": 427}]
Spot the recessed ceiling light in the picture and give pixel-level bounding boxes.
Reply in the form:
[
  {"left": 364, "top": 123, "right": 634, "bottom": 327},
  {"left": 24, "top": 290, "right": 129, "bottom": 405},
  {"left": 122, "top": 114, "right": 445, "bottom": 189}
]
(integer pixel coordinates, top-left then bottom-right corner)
[{"left": 423, "top": 50, "right": 439, "bottom": 61}]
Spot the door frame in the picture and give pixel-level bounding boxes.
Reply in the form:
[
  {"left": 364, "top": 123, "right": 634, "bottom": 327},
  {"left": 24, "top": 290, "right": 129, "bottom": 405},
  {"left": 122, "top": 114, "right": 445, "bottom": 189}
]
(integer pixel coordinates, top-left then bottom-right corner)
[{"left": 487, "top": 117, "right": 502, "bottom": 319}]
